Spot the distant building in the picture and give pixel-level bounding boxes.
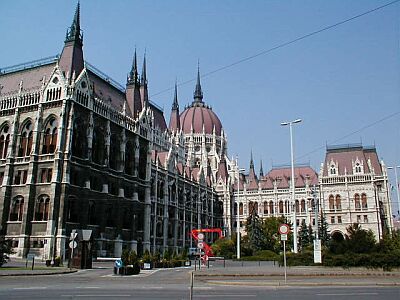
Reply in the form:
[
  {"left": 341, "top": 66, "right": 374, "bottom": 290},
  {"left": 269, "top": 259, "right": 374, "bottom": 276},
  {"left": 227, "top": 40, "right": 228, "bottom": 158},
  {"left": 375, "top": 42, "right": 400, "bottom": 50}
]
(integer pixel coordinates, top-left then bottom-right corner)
[{"left": 319, "top": 144, "right": 393, "bottom": 240}]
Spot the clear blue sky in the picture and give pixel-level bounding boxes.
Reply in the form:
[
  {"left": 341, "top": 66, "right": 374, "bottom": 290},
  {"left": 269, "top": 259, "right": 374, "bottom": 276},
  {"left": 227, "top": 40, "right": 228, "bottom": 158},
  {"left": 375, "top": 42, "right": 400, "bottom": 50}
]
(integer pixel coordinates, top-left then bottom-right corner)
[{"left": 1, "top": 0, "right": 399, "bottom": 207}]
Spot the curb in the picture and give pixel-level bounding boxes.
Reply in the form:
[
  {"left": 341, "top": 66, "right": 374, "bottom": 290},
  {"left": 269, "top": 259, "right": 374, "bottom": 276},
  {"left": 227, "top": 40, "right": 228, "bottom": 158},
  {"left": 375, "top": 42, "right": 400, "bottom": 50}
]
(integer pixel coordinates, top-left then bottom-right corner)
[
  {"left": 0, "top": 269, "right": 78, "bottom": 277},
  {"left": 205, "top": 280, "right": 400, "bottom": 287},
  {"left": 194, "top": 272, "right": 400, "bottom": 278}
]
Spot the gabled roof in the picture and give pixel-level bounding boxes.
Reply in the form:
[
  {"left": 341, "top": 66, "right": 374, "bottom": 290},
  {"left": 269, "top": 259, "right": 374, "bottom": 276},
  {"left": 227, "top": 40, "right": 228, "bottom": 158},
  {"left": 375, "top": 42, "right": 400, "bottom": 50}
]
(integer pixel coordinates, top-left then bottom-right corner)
[
  {"left": 262, "top": 166, "right": 318, "bottom": 189},
  {"left": 322, "top": 144, "right": 382, "bottom": 176}
]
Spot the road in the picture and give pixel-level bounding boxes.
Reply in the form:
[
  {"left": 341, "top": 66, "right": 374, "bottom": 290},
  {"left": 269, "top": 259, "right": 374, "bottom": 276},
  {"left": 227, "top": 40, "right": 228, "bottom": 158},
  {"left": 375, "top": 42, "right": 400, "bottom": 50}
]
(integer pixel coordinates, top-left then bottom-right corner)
[{"left": 0, "top": 262, "right": 399, "bottom": 299}]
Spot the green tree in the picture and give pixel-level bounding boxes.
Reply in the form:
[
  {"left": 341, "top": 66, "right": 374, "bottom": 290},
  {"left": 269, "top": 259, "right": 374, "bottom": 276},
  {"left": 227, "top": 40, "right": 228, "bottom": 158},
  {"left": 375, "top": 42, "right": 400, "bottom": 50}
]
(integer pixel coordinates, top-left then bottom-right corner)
[
  {"left": 211, "top": 238, "right": 235, "bottom": 258},
  {"left": 318, "top": 213, "right": 330, "bottom": 246},
  {"left": 345, "top": 223, "right": 376, "bottom": 253},
  {"left": 245, "top": 212, "right": 264, "bottom": 252},
  {"left": 298, "top": 219, "right": 312, "bottom": 251},
  {"left": 0, "top": 238, "right": 14, "bottom": 267},
  {"left": 261, "top": 216, "right": 292, "bottom": 253}
]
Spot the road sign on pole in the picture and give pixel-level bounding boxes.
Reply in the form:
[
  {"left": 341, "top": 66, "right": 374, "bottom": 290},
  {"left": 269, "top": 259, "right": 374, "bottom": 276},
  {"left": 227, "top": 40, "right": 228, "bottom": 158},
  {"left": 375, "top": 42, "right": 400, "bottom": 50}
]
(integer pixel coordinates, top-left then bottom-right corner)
[
  {"left": 278, "top": 224, "right": 290, "bottom": 235},
  {"left": 197, "top": 241, "right": 204, "bottom": 249},
  {"left": 69, "top": 241, "right": 77, "bottom": 249}
]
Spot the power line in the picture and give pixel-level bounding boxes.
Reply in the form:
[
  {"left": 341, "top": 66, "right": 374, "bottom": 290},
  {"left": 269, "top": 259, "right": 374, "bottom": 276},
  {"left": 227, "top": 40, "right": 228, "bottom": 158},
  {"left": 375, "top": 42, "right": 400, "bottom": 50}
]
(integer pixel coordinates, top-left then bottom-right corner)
[
  {"left": 297, "top": 110, "right": 400, "bottom": 160},
  {"left": 150, "top": 0, "right": 400, "bottom": 98}
]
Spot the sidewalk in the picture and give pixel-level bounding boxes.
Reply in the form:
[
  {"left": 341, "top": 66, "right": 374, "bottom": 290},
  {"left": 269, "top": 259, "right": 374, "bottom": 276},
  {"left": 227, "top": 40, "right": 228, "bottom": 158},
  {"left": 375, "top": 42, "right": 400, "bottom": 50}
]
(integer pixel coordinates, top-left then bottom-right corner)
[
  {"left": 0, "top": 257, "right": 77, "bottom": 276},
  {"left": 193, "top": 263, "right": 400, "bottom": 286}
]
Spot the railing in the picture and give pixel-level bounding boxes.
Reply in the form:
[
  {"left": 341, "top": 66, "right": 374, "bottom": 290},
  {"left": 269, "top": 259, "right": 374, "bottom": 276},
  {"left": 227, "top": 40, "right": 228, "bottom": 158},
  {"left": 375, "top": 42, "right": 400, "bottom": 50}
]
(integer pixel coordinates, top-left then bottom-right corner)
[{"left": 0, "top": 55, "right": 59, "bottom": 75}]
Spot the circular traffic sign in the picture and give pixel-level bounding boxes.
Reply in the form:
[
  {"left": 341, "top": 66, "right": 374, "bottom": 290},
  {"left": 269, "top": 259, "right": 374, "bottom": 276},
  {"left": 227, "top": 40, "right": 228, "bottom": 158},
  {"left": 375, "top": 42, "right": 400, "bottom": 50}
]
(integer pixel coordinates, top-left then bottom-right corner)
[
  {"left": 69, "top": 241, "right": 77, "bottom": 249},
  {"left": 115, "top": 259, "right": 123, "bottom": 268},
  {"left": 278, "top": 224, "right": 290, "bottom": 235},
  {"left": 197, "top": 233, "right": 204, "bottom": 240},
  {"left": 197, "top": 241, "right": 204, "bottom": 249}
]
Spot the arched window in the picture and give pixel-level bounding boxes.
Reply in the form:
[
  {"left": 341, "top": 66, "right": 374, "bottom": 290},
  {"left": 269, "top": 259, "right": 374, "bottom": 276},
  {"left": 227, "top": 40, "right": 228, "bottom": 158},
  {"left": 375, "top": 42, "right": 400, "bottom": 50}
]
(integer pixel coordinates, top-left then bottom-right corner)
[
  {"left": 9, "top": 196, "right": 24, "bottom": 221},
  {"left": 92, "top": 127, "right": 105, "bottom": 165},
  {"left": 239, "top": 203, "right": 244, "bottom": 215},
  {"left": 335, "top": 195, "right": 342, "bottom": 210},
  {"left": 88, "top": 201, "right": 96, "bottom": 225},
  {"left": 125, "top": 140, "right": 135, "bottom": 175},
  {"left": 269, "top": 201, "right": 274, "bottom": 215},
  {"left": 0, "top": 124, "right": 10, "bottom": 159},
  {"left": 330, "top": 165, "right": 336, "bottom": 175},
  {"left": 109, "top": 133, "right": 121, "bottom": 170},
  {"left": 66, "top": 197, "right": 79, "bottom": 223},
  {"left": 263, "top": 201, "right": 268, "bottom": 215},
  {"left": 354, "top": 194, "right": 360, "bottom": 210},
  {"left": 285, "top": 200, "right": 289, "bottom": 214},
  {"left": 71, "top": 117, "right": 88, "bottom": 158},
  {"left": 361, "top": 193, "right": 368, "bottom": 209},
  {"left": 355, "top": 163, "right": 362, "bottom": 173},
  {"left": 35, "top": 195, "right": 50, "bottom": 221},
  {"left": 329, "top": 195, "right": 334, "bottom": 210},
  {"left": 42, "top": 118, "right": 58, "bottom": 154},
  {"left": 301, "top": 199, "right": 306, "bottom": 213},
  {"left": 18, "top": 121, "right": 33, "bottom": 157},
  {"left": 295, "top": 200, "right": 300, "bottom": 213},
  {"left": 279, "top": 201, "right": 284, "bottom": 214},
  {"left": 234, "top": 203, "right": 238, "bottom": 215},
  {"left": 249, "top": 201, "right": 257, "bottom": 215}
]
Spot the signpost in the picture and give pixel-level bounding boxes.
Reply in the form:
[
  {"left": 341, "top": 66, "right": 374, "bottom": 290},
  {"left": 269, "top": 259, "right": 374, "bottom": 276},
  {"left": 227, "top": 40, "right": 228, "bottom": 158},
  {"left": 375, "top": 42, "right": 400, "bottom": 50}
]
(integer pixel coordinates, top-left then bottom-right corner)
[
  {"left": 197, "top": 233, "right": 205, "bottom": 268},
  {"left": 278, "top": 224, "right": 290, "bottom": 283},
  {"left": 27, "top": 253, "right": 35, "bottom": 270},
  {"left": 69, "top": 231, "right": 78, "bottom": 269}
]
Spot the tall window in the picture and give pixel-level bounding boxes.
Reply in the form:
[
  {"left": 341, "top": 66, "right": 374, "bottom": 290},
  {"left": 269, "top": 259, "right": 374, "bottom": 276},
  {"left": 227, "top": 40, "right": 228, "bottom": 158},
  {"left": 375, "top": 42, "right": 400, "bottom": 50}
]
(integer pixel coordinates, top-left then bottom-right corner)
[
  {"left": 355, "top": 194, "right": 361, "bottom": 210},
  {"left": 234, "top": 203, "right": 238, "bottom": 215},
  {"left": 361, "top": 194, "right": 368, "bottom": 209},
  {"left": 66, "top": 198, "right": 79, "bottom": 223},
  {"left": 335, "top": 195, "right": 342, "bottom": 210},
  {"left": 329, "top": 195, "right": 334, "bottom": 210},
  {"left": 279, "top": 201, "right": 284, "bottom": 214},
  {"left": 0, "top": 124, "right": 10, "bottom": 159},
  {"left": 35, "top": 195, "right": 50, "bottom": 221},
  {"left": 9, "top": 197, "right": 24, "bottom": 221},
  {"left": 269, "top": 201, "right": 274, "bottom": 214},
  {"left": 239, "top": 203, "right": 244, "bottom": 215},
  {"left": 18, "top": 121, "right": 33, "bottom": 157},
  {"left": 88, "top": 201, "right": 96, "bottom": 225},
  {"left": 300, "top": 199, "right": 306, "bottom": 213},
  {"left": 42, "top": 118, "right": 58, "bottom": 154},
  {"left": 263, "top": 201, "right": 268, "bottom": 215},
  {"left": 295, "top": 200, "right": 300, "bottom": 213}
]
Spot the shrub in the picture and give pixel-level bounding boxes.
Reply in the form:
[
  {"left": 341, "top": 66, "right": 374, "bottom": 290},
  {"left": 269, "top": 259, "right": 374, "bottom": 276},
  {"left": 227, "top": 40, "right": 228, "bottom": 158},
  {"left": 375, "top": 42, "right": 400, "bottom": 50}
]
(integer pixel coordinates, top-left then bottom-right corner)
[
  {"left": 0, "top": 239, "right": 14, "bottom": 267},
  {"left": 211, "top": 238, "right": 235, "bottom": 259},
  {"left": 279, "top": 250, "right": 314, "bottom": 266},
  {"left": 241, "top": 250, "right": 279, "bottom": 261}
]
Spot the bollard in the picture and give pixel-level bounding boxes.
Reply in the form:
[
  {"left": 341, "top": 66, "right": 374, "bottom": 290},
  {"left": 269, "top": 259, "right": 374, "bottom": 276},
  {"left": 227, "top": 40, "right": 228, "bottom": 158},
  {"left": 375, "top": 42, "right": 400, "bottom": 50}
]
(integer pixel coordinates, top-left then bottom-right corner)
[
  {"left": 31, "top": 257, "right": 35, "bottom": 270},
  {"left": 223, "top": 258, "right": 225, "bottom": 268},
  {"left": 189, "top": 271, "right": 194, "bottom": 300}
]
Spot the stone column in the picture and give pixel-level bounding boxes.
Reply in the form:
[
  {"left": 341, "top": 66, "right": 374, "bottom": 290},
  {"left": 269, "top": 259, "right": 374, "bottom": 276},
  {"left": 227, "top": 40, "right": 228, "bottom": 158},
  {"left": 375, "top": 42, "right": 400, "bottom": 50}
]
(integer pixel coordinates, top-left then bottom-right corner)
[
  {"left": 114, "top": 235, "right": 123, "bottom": 258},
  {"left": 143, "top": 144, "right": 152, "bottom": 252},
  {"left": 162, "top": 178, "right": 169, "bottom": 253},
  {"left": 182, "top": 187, "right": 187, "bottom": 249}
]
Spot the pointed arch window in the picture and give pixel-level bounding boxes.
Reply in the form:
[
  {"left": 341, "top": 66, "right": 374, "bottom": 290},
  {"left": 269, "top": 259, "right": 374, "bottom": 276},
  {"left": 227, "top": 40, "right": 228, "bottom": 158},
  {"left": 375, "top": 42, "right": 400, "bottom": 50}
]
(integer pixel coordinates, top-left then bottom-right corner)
[
  {"left": 239, "top": 203, "right": 244, "bottom": 215},
  {"left": 279, "top": 201, "right": 284, "bottom": 214},
  {"left": 66, "top": 197, "right": 79, "bottom": 223},
  {"left": 295, "top": 199, "right": 300, "bottom": 213},
  {"left": 234, "top": 203, "right": 238, "bottom": 215},
  {"left": 42, "top": 118, "right": 58, "bottom": 154},
  {"left": 18, "top": 121, "right": 33, "bottom": 157},
  {"left": 35, "top": 195, "right": 50, "bottom": 221},
  {"left": 0, "top": 124, "right": 10, "bottom": 159},
  {"left": 355, "top": 194, "right": 361, "bottom": 210},
  {"left": 300, "top": 199, "right": 306, "bottom": 213},
  {"left": 329, "top": 195, "right": 335, "bottom": 211},
  {"left": 335, "top": 195, "right": 342, "bottom": 210},
  {"left": 9, "top": 196, "right": 24, "bottom": 221},
  {"left": 269, "top": 201, "right": 274, "bottom": 215},
  {"left": 263, "top": 201, "right": 268, "bottom": 215},
  {"left": 88, "top": 201, "right": 96, "bottom": 225},
  {"left": 361, "top": 193, "right": 368, "bottom": 209}
]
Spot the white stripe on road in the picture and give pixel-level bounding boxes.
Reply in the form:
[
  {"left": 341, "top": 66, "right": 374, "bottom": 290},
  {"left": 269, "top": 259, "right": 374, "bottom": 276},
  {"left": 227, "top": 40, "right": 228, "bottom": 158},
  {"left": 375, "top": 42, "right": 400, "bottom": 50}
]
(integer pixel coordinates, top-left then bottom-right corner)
[
  {"left": 317, "top": 293, "right": 379, "bottom": 296},
  {"left": 13, "top": 287, "right": 47, "bottom": 290},
  {"left": 61, "top": 295, "right": 131, "bottom": 298},
  {"left": 195, "top": 295, "right": 256, "bottom": 298}
]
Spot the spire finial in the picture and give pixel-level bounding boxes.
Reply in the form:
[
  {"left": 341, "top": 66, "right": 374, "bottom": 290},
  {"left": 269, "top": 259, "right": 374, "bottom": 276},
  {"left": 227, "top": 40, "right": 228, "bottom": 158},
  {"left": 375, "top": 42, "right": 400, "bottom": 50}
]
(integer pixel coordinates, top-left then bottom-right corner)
[
  {"left": 141, "top": 51, "right": 147, "bottom": 86},
  {"left": 193, "top": 60, "right": 203, "bottom": 102},
  {"left": 250, "top": 150, "right": 254, "bottom": 169},
  {"left": 128, "top": 48, "right": 139, "bottom": 85},
  {"left": 260, "top": 159, "right": 264, "bottom": 177},
  {"left": 65, "top": 1, "right": 82, "bottom": 44},
  {"left": 172, "top": 79, "right": 179, "bottom": 110}
]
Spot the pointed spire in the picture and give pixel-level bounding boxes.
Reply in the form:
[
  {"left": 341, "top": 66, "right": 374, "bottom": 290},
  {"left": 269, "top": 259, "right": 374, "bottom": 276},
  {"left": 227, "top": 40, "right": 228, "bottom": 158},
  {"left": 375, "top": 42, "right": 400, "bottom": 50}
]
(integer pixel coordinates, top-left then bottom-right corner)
[
  {"left": 128, "top": 48, "right": 139, "bottom": 85},
  {"left": 65, "top": 1, "right": 82, "bottom": 45},
  {"left": 250, "top": 150, "right": 254, "bottom": 170},
  {"left": 172, "top": 80, "right": 179, "bottom": 110},
  {"left": 141, "top": 52, "right": 147, "bottom": 86},
  {"left": 259, "top": 159, "right": 264, "bottom": 177},
  {"left": 193, "top": 61, "right": 203, "bottom": 102}
]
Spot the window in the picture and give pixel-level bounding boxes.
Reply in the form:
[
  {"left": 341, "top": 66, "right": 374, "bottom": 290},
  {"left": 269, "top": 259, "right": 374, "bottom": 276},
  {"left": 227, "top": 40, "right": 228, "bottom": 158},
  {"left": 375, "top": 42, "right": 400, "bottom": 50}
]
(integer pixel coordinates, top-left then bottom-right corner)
[
  {"left": 234, "top": 203, "right": 238, "bottom": 215},
  {"left": 357, "top": 215, "right": 361, "bottom": 223},
  {"left": 66, "top": 198, "right": 79, "bottom": 223},
  {"left": 300, "top": 199, "right": 306, "bottom": 213},
  {"left": 355, "top": 163, "right": 362, "bottom": 173},
  {"left": 14, "top": 170, "right": 28, "bottom": 185},
  {"left": 42, "top": 118, "right": 58, "bottom": 154},
  {"left": 269, "top": 201, "right": 274, "bottom": 214},
  {"left": 249, "top": 201, "right": 258, "bottom": 215},
  {"left": 39, "top": 168, "right": 52, "bottom": 183},
  {"left": 331, "top": 216, "right": 335, "bottom": 224},
  {"left": 361, "top": 194, "right": 368, "bottom": 209},
  {"left": 355, "top": 194, "right": 361, "bottom": 210},
  {"left": 363, "top": 215, "right": 368, "bottom": 223},
  {"left": 88, "top": 201, "right": 96, "bottom": 225},
  {"left": 35, "top": 195, "right": 50, "bottom": 221},
  {"left": 9, "top": 197, "right": 24, "bottom": 221},
  {"left": 0, "top": 124, "right": 10, "bottom": 159},
  {"left": 295, "top": 200, "right": 299, "bottom": 213},
  {"left": 329, "top": 195, "right": 334, "bottom": 210},
  {"left": 279, "top": 201, "right": 284, "bottom": 214},
  {"left": 335, "top": 195, "right": 342, "bottom": 210},
  {"left": 18, "top": 121, "right": 33, "bottom": 157},
  {"left": 263, "top": 201, "right": 268, "bottom": 215},
  {"left": 337, "top": 216, "right": 342, "bottom": 223},
  {"left": 330, "top": 165, "right": 336, "bottom": 175},
  {"left": 239, "top": 203, "right": 244, "bottom": 215}
]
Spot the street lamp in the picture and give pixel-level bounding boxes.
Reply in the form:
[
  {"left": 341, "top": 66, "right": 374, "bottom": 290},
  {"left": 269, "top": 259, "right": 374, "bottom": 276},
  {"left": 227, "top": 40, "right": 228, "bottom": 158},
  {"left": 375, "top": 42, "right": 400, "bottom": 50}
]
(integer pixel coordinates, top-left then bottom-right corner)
[
  {"left": 387, "top": 166, "right": 400, "bottom": 215},
  {"left": 235, "top": 157, "right": 245, "bottom": 259},
  {"left": 281, "top": 118, "right": 302, "bottom": 253}
]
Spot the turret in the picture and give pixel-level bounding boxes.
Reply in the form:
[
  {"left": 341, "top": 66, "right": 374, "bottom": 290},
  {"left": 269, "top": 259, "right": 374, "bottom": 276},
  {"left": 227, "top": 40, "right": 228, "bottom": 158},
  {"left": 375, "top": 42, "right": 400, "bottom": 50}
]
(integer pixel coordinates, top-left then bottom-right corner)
[
  {"left": 169, "top": 81, "right": 180, "bottom": 132},
  {"left": 140, "top": 54, "right": 149, "bottom": 108},
  {"left": 126, "top": 49, "right": 142, "bottom": 117}
]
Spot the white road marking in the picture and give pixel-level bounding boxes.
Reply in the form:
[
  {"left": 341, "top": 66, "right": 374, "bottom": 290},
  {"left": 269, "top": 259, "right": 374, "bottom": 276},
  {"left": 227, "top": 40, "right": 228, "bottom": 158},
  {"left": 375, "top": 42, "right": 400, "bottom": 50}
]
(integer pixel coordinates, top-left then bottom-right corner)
[
  {"left": 317, "top": 293, "right": 379, "bottom": 296},
  {"left": 13, "top": 287, "right": 47, "bottom": 290},
  {"left": 61, "top": 295, "right": 131, "bottom": 298},
  {"left": 195, "top": 294, "right": 256, "bottom": 298}
]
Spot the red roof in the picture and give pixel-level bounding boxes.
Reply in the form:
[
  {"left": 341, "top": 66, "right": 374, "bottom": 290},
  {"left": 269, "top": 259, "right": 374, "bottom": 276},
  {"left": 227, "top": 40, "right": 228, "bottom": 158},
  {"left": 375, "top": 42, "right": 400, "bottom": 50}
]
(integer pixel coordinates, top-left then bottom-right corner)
[
  {"left": 323, "top": 145, "right": 382, "bottom": 176},
  {"left": 261, "top": 166, "right": 318, "bottom": 189},
  {"left": 180, "top": 102, "right": 222, "bottom": 135}
]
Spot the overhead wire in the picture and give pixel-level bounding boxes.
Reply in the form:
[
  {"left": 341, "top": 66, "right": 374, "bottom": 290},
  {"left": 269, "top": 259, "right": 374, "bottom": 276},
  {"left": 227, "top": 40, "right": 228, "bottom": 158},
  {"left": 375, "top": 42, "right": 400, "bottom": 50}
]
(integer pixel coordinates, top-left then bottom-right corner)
[{"left": 150, "top": 0, "right": 400, "bottom": 98}]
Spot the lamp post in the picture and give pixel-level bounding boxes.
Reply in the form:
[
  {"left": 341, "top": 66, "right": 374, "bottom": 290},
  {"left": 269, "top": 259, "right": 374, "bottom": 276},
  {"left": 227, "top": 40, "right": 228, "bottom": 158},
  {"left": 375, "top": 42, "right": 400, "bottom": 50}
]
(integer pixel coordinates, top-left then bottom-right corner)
[
  {"left": 235, "top": 157, "right": 245, "bottom": 259},
  {"left": 387, "top": 166, "right": 400, "bottom": 215},
  {"left": 281, "top": 118, "right": 302, "bottom": 253}
]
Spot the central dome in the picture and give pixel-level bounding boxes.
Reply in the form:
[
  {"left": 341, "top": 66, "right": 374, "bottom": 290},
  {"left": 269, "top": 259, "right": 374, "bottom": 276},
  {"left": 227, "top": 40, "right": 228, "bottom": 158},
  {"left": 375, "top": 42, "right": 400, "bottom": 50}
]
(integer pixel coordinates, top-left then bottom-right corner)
[{"left": 180, "top": 102, "right": 222, "bottom": 136}]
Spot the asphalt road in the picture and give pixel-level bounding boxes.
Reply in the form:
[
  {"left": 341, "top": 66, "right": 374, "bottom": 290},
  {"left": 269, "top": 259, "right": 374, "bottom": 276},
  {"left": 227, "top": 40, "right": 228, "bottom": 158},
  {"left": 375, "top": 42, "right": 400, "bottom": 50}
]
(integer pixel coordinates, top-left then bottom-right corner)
[{"left": 0, "top": 263, "right": 399, "bottom": 300}]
